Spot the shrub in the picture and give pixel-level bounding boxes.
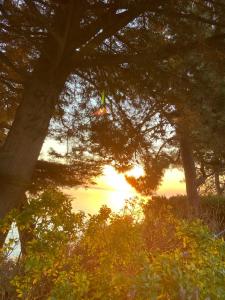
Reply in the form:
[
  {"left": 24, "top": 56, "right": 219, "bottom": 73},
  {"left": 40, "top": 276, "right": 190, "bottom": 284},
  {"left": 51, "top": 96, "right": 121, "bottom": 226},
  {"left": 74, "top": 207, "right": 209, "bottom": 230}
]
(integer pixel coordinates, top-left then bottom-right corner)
[
  {"left": 151, "top": 195, "right": 225, "bottom": 233},
  {"left": 0, "top": 190, "right": 225, "bottom": 299}
]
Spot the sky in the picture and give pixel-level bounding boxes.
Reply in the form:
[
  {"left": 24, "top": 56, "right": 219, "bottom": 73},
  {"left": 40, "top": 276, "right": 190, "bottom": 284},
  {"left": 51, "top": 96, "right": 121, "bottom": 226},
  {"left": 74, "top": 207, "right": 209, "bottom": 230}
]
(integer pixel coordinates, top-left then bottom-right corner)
[
  {"left": 41, "top": 139, "right": 186, "bottom": 214},
  {"left": 65, "top": 166, "right": 186, "bottom": 214}
]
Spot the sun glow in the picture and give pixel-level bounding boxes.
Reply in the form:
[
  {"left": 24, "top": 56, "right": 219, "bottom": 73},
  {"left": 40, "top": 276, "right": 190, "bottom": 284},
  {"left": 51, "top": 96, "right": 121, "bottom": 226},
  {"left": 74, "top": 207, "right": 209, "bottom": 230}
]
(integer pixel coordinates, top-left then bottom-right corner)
[
  {"left": 69, "top": 165, "right": 185, "bottom": 214},
  {"left": 126, "top": 165, "right": 145, "bottom": 178},
  {"left": 96, "top": 165, "right": 144, "bottom": 211}
]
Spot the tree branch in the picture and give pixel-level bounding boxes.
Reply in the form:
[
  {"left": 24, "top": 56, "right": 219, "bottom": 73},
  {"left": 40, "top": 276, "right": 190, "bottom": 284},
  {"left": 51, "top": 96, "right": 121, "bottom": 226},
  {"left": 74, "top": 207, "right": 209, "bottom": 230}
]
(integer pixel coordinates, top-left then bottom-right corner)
[{"left": 0, "top": 51, "right": 27, "bottom": 78}]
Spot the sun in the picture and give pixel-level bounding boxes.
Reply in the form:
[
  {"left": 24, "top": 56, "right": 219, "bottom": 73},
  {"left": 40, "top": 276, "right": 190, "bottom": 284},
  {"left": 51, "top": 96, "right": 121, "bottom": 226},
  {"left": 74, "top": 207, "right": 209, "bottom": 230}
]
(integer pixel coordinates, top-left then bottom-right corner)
[
  {"left": 125, "top": 165, "right": 145, "bottom": 178},
  {"left": 102, "top": 166, "right": 131, "bottom": 191},
  {"left": 97, "top": 165, "right": 144, "bottom": 211}
]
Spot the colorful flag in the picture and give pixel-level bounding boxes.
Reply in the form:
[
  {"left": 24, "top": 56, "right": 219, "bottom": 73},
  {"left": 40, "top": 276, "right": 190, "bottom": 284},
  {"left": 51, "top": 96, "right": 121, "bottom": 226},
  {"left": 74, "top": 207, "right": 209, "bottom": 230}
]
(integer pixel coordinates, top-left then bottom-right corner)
[
  {"left": 91, "top": 90, "right": 110, "bottom": 116},
  {"left": 91, "top": 106, "right": 109, "bottom": 116},
  {"left": 101, "top": 90, "right": 105, "bottom": 105}
]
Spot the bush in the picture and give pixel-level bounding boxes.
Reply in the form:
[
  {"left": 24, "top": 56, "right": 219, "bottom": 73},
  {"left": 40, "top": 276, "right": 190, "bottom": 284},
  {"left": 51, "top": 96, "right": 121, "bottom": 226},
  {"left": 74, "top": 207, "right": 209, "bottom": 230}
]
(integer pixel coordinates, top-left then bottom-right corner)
[
  {"left": 0, "top": 190, "right": 225, "bottom": 299},
  {"left": 151, "top": 195, "right": 225, "bottom": 233}
]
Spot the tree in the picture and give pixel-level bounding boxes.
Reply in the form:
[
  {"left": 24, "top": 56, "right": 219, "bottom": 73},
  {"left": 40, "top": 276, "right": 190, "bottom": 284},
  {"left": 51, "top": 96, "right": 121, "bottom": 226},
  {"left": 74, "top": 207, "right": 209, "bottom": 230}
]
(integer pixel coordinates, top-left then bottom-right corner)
[
  {"left": 0, "top": 0, "right": 155, "bottom": 228},
  {"left": 69, "top": 0, "right": 225, "bottom": 207}
]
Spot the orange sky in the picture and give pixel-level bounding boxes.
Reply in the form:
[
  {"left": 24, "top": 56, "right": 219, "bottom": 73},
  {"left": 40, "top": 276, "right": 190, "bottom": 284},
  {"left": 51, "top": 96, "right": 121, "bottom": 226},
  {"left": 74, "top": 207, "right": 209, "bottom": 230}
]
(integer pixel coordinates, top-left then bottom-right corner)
[
  {"left": 41, "top": 139, "right": 186, "bottom": 214},
  {"left": 66, "top": 165, "right": 186, "bottom": 214}
]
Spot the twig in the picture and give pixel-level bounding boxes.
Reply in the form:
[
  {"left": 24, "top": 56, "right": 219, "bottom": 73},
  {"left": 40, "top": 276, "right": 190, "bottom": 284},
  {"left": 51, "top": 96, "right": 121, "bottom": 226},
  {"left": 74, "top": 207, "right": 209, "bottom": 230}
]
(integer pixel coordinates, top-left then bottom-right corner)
[{"left": 215, "top": 228, "right": 225, "bottom": 238}]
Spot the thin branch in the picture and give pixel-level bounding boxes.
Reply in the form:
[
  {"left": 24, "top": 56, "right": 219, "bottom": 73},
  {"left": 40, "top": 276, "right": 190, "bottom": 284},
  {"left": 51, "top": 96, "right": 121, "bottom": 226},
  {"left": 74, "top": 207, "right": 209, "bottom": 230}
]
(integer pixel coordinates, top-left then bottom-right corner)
[
  {"left": 0, "top": 51, "right": 27, "bottom": 78},
  {"left": 176, "top": 12, "right": 225, "bottom": 28},
  {"left": 155, "top": 137, "right": 174, "bottom": 160},
  {"left": 74, "top": 32, "right": 225, "bottom": 70}
]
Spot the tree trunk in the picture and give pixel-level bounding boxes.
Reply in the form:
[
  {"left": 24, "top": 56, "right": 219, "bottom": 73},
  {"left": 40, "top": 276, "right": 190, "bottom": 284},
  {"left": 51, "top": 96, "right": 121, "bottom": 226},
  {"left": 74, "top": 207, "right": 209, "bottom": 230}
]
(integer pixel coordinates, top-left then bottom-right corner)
[
  {"left": 0, "top": 35, "right": 71, "bottom": 225},
  {"left": 18, "top": 223, "right": 35, "bottom": 256},
  {"left": 0, "top": 1, "right": 79, "bottom": 229},
  {"left": 17, "top": 195, "right": 35, "bottom": 256},
  {"left": 0, "top": 69, "right": 67, "bottom": 247},
  {"left": 214, "top": 171, "right": 222, "bottom": 195},
  {"left": 179, "top": 133, "right": 200, "bottom": 210},
  {"left": 0, "top": 81, "right": 55, "bottom": 215},
  {"left": 0, "top": 231, "right": 7, "bottom": 249}
]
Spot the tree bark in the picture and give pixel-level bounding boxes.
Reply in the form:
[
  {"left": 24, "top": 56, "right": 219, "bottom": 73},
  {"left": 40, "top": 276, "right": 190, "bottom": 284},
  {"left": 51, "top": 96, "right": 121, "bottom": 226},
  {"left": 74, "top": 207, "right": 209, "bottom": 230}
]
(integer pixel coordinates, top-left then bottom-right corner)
[
  {"left": 0, "top": 32, "right": 71, "bottom": 221},
  {"left": 0, "top": 65, "right": 68, "bottom": 247},
  {"left": 0, "top": 230, "right": 7, "bottom": 249},
  {"left": 0, "top": 80, "right": 57, "bottom": 215},
  {"left": 0, "top": 0, "right": 77, "bottom": 227},
  {"left": 0, "top": 1, "right": 82, "bottom": 228},
  {"left": 179, "top": 132, "right": 200, "bottom": 210},
  {"left": 215, "top": 171, "right": 222, "bottom": 195},
  {"left": 18, "top": 196, "right": 35, "bottom": 256}
]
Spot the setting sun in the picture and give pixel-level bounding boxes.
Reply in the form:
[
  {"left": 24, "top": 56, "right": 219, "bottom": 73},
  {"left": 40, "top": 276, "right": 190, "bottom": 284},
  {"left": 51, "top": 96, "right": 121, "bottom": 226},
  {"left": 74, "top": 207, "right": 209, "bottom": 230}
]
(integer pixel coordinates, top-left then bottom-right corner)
[
  {"left": 67, "top": 165, "right": 145, "bottom": 213},
  {"left": 69, "top": 165, "right": 186, "bottom": 214},
  {"left": 126, "top": 165, "right": 145, "bottom": 178},
  {"left": 97, "top": 165, "right": 142, "bottom": 211}
]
